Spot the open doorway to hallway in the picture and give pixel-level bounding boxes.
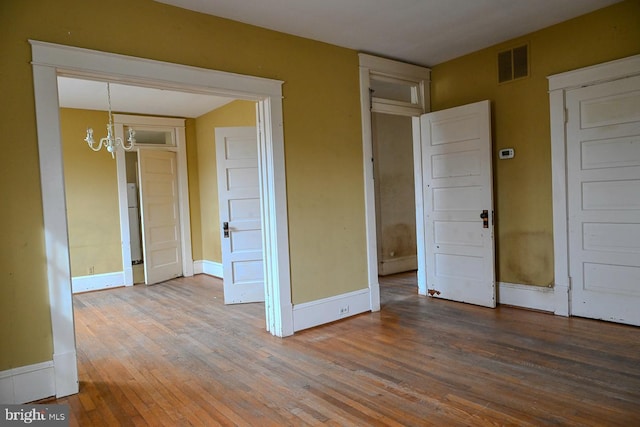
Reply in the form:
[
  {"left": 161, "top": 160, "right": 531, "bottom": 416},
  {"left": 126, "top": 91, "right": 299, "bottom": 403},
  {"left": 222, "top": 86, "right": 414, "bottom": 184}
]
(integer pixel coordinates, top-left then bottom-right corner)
[{"left": 371, "top": 112, "right": 417, "bottom": 277}]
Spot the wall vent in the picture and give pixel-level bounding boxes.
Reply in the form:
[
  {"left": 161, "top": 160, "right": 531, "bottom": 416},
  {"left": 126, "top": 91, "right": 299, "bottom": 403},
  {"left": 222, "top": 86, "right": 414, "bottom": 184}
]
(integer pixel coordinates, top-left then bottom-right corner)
[{"left": 498, "top": 44, "right": 529, "bottom": 83}]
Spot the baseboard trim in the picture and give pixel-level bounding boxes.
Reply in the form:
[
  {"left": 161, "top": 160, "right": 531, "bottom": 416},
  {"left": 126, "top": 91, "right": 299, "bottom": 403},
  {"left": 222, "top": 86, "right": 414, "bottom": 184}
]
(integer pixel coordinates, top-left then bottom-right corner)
[
  {"left": 379, "top": 255, "right": 417, "bottom": 276},
  {"left": 194, "top": 260, "right": 223, "bottom": 278},
  {"left": 498, "top": 282, "right": 555, "bottom": 313},
  {"left": 293, "top": 288, "right": 371, "bottom": 332},
  {"left": 0, "top": 361, "right": 55, "bottom": 404},
  {"left": 193, "top": 260, "right": 204, "bottom": 274},
  {"left": 72, "top": 271, "right": 125, "bottom": 294}
]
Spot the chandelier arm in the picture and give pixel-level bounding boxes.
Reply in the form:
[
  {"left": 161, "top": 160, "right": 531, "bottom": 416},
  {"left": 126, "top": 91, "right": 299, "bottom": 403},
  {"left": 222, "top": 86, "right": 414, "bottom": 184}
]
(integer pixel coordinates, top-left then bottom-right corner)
[
  {"left": 87, "top": 141, "right": 104, "bottom": 152},
  {"left": 121, "top": 137, "right": 134, "bottom": 150},
  {"left": 124, "top": 128, "right": 136, "bottom": 150}
]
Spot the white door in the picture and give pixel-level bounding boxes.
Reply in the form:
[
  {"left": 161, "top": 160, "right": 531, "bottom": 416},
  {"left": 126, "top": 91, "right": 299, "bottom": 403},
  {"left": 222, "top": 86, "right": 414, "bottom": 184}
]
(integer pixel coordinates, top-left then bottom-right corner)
[
  {"left": 138, "top": 150, "right": 182, "bottom": 285},
  {"left": 216, "top": 127, "right": 265, "bottom": 304},
  {"left": 419, "top": 100, "right": 496, "bottom": 307},
  {"left": 566, "top": 75, "right": 640, "bottom": 326}
]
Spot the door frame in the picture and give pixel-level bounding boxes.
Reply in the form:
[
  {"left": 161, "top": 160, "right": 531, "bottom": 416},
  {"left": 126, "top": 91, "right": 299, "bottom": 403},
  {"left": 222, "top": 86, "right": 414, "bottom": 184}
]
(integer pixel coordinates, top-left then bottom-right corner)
[
  {"left": 113, "top": 114, "right": 192, "bottom": 286},
  {"left": 358, "top": 54, "right": 431, "bottom": 306},
  {"left": 548, "top": 53, "right": 640, "bottom": 317},
  {"left": 30, "top": 40, "right": 293, "bottom": 399}
]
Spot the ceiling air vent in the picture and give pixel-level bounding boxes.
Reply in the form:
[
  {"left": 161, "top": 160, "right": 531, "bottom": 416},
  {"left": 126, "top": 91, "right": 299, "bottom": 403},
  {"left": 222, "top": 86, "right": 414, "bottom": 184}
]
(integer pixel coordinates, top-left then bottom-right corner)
[{"left": 498, "top": 44, "right": 529, "bottom": 83}]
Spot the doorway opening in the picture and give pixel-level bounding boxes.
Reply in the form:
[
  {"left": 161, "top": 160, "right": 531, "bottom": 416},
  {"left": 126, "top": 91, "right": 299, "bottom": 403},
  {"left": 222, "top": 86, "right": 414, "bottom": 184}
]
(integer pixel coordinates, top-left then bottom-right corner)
[
  {"left": 31, "top": 40, "right": 293, "bottom": 399},
  {"left": 358, "top": 54, "right": 431, "bottom": 307},
  {"left": 371, "top": 112, "right": 418, "bottom": 277},
  {"left": 115, "top": 114, "right": 192, "bottom": 287}
]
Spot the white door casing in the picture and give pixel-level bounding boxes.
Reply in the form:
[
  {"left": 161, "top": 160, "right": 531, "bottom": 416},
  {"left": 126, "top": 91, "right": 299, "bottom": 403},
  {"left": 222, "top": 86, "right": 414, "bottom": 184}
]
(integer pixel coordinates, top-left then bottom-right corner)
[
  {"left": 216, "top": 127, "right": 265, "bottom": 304},
  {"left": 565, "top": 75, "right": 640, "bottom": 326},
  {"left": 138, "top": 150, "right": 183, "bottom": 285},
  {"left": 114, "top": 114, "right": 192, "bottom": 287},
  {"left": 549, "top": 54, "right": 640, "bottom": 320},
  {"left": 358, "top": 54, "right": 431, "bottom": 304},
  {"left": 31, "top": 40, "right": 293, "bottom": 398},
  {"left": 419, "top": 100, "right": 496, "bottom": 308}
]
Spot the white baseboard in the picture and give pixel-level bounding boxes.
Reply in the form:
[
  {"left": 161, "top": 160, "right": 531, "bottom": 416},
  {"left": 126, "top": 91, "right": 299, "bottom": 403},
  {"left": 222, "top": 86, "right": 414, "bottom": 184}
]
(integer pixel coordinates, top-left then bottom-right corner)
[
  {"left": 379, "top": 255, "right": 417, "bottom": 276},
  {"left": 498, "top": 282, "right": 555, "bottom": 313},
  {"left": 0, "top": 361, "right": 55, "bottom": 404},
  {"left": 293, "top": 288, "right": 371, "bottom": 332},
  {"left": 72, "top": 271, "right": 125, "bottom": 294},
  {"left": 193, "top": 260, "right": 204, "bottom": 274},
  {"left": 193, "top": 260, "right": 223, "bottom": 278}
]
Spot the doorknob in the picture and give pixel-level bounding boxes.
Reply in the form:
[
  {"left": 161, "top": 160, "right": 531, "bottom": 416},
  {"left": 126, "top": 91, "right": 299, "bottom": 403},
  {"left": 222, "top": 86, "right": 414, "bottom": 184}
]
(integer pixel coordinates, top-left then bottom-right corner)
[
  {"left": 223, "top": 221, "right": 229, "bottom": 238},
  {"left": 480, "top": 210, "right": 489, "bottom": 229}
]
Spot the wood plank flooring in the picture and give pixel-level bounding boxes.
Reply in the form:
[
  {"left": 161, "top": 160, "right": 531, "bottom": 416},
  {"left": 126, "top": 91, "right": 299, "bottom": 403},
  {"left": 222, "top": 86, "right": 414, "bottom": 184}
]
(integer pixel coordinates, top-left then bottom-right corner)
[{"left": 40, "top": 272, "right": 640, "bottom": 426}]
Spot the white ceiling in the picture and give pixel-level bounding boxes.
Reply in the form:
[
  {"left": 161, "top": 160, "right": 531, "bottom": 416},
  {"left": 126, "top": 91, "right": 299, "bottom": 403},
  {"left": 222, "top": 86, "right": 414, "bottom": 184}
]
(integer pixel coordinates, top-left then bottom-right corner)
[
  {"left": 59, "top": 0, "right": 621, "bottom": 116},
  {"left": 57, "top": 77, "right": 235, "bottom": 118},
  {"left": 156, "top": 0, "right": 620, "bottom": 66}
]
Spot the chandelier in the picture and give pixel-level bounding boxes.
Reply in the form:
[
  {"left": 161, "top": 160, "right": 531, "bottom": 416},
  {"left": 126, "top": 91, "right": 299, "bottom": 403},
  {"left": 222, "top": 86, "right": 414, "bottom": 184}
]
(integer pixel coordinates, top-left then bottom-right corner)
[{"left": 84, "top": 82, "right": 136, "bottom": 158}]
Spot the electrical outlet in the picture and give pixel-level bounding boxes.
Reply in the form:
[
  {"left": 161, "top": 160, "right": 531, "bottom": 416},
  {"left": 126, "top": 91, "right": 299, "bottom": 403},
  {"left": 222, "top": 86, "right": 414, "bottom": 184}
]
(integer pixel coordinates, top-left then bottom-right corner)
[
  {"left": 339, "top": 305, "right": 349, "bottom": 316},
  {"left": 88, "top": 266, "right": 95, "bottom": 275}
]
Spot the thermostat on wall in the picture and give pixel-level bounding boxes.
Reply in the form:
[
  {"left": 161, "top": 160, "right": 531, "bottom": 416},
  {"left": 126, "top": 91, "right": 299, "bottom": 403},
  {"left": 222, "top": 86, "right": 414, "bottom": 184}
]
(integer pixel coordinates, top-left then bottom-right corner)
[{"left": 499, "top": 148, "right": 515, "bottom": 159}]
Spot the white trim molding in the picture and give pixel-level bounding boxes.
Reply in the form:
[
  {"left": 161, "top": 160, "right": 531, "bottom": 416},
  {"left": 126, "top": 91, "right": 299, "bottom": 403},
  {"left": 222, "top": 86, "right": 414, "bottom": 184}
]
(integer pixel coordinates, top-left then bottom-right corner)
[
  {"left": 548, "top": 54, "right": 640, "bottom": 92},
  {"left": 412, "top": 117, "right": 427, "bottom": 295},
  {"left": 193, "top": 260, "right": 223, "bottom": 278},
  {"left": 31, "top": 54, "right": 79, "bottom": 399},
  {"left": 0, "top": 361, "right": 55, "bottom": 404},
  {"left": 292, "top": 288, "right": 371, "bottom": 332},
  {"left": 547, "top": 54, "right": 640, "bottom": 318},
  {"left": 72, "top": 271, "right": 125, "bottom": 294}
]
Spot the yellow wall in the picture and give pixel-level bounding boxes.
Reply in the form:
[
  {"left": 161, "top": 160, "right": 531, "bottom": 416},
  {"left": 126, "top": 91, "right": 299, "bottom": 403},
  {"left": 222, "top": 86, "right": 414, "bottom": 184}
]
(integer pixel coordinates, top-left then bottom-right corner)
[
  {"left": 431, "top": 0, "right": 640, "bottom": 286},
  {"left": 195, "top": 101, "right": 257, "bottom": 263},
  {"left": 5, "top": 0, "right": 636, "bottom": 374},
  {"left": 60, "top": 108, "right": 123, "bottom": 277},
  {"left": 0, "top": 0, "right": 366, "bottom": 371}
]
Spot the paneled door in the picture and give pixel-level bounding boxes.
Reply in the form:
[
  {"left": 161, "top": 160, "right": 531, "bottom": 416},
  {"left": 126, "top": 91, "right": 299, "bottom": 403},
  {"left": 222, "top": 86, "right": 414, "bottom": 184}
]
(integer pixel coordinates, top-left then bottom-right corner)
[
  {"left": 419, "top": 100, "right": 496, "bottom": 307},
  {"left": 138, "top": 149, "right": 183, "bottom": 285},
  {"left": 216, "top": 127, "right": 265, "bottom": 304},
  {"left": 566, "top": 75, "right": 640, "bottom": 326}
]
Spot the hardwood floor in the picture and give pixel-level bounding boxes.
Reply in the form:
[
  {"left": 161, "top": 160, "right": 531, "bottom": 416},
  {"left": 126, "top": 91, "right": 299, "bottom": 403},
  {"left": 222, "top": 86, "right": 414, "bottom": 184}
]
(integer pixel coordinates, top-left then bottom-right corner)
[{"left": 41, "top": 273, "right": 639, "bottom": 426}]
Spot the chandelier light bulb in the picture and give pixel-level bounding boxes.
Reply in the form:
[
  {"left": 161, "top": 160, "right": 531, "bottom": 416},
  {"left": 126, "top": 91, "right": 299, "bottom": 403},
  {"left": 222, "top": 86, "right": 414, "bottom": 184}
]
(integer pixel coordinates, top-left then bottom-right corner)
[
  {"left": 84, "top": 128, "right": 94, "bottom": 144},
  {"left": 83, "top": 82, "right": 136, "bottom": 159}
]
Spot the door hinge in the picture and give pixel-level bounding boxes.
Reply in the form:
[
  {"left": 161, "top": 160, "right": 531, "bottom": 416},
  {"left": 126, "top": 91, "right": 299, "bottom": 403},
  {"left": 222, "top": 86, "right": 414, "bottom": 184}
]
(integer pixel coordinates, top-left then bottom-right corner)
[
  {"left": 564, "top": 108, "right": 568, "bottom": 124},
  {"left": 369, "top": 88, "right": 375, "bottom": 110}
]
